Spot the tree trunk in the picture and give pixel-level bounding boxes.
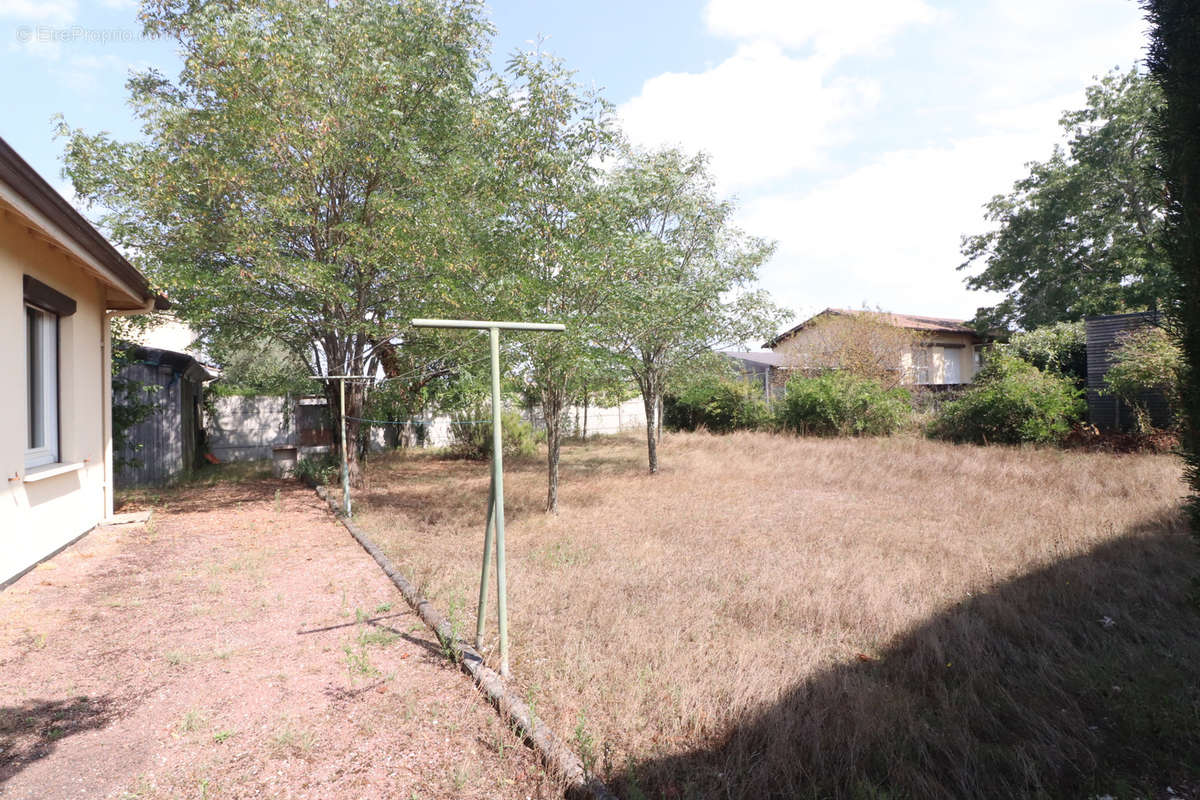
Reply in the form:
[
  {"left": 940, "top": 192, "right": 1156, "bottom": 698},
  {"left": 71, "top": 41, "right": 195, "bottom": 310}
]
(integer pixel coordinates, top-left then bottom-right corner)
[
  {"left": 325, "top": 366, "right": 368, "bottom": 490},
  {"left": 656, "top": 394, "right": 664, "bottom": 444},
  {"left": 640, "top": 378, "right": 659, "bottom": 475},
  {"left": 543, "top": 388, "right": 565, "bottom": 512},
  {"left": 346, "top": 380, "right": 367, "bottom": 488},
  {"left": 582, "top": 390, "right": 589, "bottom": 440}
]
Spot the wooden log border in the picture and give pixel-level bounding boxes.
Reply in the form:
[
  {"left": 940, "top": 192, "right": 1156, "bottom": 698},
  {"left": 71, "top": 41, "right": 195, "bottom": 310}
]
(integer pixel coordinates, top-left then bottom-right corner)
[{"left": 314, "top": 485, "right": 617, "bottom": 800}]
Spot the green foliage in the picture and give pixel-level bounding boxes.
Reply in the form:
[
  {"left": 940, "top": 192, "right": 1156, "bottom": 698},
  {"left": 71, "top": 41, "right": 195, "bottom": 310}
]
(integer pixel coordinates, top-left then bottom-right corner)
[
  {"left": 206, "top": 338, "right": 316, "bottom": 397},
  {"left": 1002, "top": 321, "right": 1087, "bottom": 384},
  {"left": 960, "top": 68, "right": 1171, "bottom": 329},
  {"left": 58, "top": 0, "right": 496, "bottom": 481},
  {"left": 449, "top": 408, "right": 537, "bottom": 460},
  {"left": 664, "top": 378, "right": 767, "bottom": 434},
  {"left": 1145, "top": 0, "right": 1200, "bottom": 540},
  {"left": 293, "top": 452, "right": 338, "bottom": 486},
  {"left": 484, "top": 47, "right": 620, "bottom": 510},
  {"left": 1102, "top": 326, "right": 1183, "bottom": 434},
  {"left": 930, "top": 353, "right": 1084, "bottom": 444},
  {"left": 775, "top": 372, "right": 912, "bottom": 437},
  {"left": 603, "top": 147, "right": 785, "bottom": 470}
]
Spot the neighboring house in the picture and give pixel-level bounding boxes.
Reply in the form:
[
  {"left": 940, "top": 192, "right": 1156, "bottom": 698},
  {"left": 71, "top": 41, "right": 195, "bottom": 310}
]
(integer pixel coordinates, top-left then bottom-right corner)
[
  {"left": 764, "top": 308, "right": 992, "bottom": 387},
  {"left": 0, "top": 136, "right": 161, "bottom": 584},
  {"left": 115, "top": 346, "right": 215, "bottom": 487},
  {"left": 1085, "top": 311, "right": 1171, "bottom": 431},
  {"left": 722, "top": 350, "right": 787, "bottom": 401}
]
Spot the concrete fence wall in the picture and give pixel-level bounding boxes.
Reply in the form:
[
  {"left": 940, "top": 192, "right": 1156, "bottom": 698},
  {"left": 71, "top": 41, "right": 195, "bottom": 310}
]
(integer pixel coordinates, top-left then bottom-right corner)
[
  {"left": 206, "top": 395, "right": 298, "bottom": 462},
  {"left": 206, "top": 394, "right": 648, "bottom": 463}
]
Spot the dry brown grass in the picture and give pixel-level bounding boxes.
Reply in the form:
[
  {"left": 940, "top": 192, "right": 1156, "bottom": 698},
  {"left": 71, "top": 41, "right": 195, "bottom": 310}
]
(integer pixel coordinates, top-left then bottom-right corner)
[{"left": 355, "top": 431, "right": 1200, "bottom": 799}]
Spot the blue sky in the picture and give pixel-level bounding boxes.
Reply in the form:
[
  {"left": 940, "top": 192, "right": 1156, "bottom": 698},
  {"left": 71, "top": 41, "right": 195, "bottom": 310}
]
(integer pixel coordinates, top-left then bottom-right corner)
[{"left": 1, "top": 0, "right": 1150, "bottom": 331}]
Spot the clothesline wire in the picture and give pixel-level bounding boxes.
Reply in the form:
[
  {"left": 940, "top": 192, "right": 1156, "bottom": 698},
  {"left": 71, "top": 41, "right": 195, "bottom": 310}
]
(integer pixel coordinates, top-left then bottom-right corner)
[{"left": 345, "top": 415, "right": 492, "bottom": 426}]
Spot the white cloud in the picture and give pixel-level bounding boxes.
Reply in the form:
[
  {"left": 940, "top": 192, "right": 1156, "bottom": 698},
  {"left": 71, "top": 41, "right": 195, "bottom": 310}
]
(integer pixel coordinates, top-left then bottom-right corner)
[
  {"left": 52, "top": 53, "right": 127, "bottom": 93},
  {"left": 743, "top": 127, "right": 1067, "bottom": 322},
  {"left": 704, "top": 0, "right": 936, "bottom": 58},
  {"left": 619, "top": 42, "right": 877, "bottom": 190},
  {"left": 0, "top": 0, "right": 76, "bottom": 23},
  {"left": 622, "top": 0, "right": 1151, "bottom": 322}
]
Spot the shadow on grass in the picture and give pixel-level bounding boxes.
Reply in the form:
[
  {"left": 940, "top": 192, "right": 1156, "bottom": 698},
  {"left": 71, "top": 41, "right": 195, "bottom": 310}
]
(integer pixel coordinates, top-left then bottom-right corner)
[
  {"left": 0, "top": 696, "right": 117, "bottom": 784},
  {"left": 620, "top": 512, "right": 1200, "bottom": 800}
]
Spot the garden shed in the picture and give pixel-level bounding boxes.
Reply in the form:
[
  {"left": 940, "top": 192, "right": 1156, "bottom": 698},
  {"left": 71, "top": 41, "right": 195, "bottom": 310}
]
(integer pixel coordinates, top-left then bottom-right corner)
[
  {"left": 115, "top": 345, "right": 214, "bottom": 486},
  {"left": 1085, "top": 311, "right": 1172, "bottom": 430}
]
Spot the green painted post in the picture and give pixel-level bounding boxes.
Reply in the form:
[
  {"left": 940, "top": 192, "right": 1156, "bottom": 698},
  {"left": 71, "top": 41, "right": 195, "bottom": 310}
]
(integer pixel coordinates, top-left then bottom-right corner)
[
  {"left": 488, "top": 326, "right": 510, "bottom": 676},
  {"left": 475, "top": 475, "right": 496, "bottom": 651},
  {"left": 411, "top": 318, "right": 564, "bottom": 679}
]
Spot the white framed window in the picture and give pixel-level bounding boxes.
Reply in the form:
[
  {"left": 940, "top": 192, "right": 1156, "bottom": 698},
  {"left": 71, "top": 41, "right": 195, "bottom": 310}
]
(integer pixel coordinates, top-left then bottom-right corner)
[
  {"left": 943, "top": 347, "right": 961, "bottom": 384},
  {"left": 25, "top": 303, "right": 59, "bottom": 468},
  {"left": 913, "top": 347, "right": 930, "bottom": 385}
]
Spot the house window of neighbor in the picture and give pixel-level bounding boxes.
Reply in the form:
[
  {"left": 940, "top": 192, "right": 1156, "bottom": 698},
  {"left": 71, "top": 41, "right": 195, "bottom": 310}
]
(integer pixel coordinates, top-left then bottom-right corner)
[
  {"left": 913, "top": 347, "right": 930, "bottom": 385},
  {"left": 25, "top": 303, "right": 59, "bottom": 468}
]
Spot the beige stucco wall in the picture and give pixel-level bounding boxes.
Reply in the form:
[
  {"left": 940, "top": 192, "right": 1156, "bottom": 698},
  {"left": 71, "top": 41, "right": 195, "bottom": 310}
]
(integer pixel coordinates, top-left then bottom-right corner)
[
  {"left": 773, "top": 323, "right": 981, "bottom": 385},
  {"left": 0, "top": 210, "right": 110, "bottom": 584}
]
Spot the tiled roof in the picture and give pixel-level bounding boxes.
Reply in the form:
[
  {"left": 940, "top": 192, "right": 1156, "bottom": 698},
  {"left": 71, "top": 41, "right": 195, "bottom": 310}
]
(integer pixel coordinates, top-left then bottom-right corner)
[{"left": 765, "top": 308, "right": 981, "bottom": 348}]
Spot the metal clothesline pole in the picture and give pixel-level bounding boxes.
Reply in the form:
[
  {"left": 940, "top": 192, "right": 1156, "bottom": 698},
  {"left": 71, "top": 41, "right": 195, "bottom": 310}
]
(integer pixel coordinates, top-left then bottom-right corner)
[
  {"left": 312, "top": 375, "right": 373, "bottom": 518},
  {"left": 411, "top": 318, "right": 564, "bottom": 678}
]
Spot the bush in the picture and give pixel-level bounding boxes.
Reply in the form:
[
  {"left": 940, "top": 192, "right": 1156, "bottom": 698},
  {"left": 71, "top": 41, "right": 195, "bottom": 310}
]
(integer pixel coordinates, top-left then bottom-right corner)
[
  {"left": 294, "top": 452, "right": 339, "bottom": 485},
  {"left": 1102, "top": 326, "right": 1183, "bottom": 434},
  {"left": 1002, "top": 320, "right": 1087, "bottom": 385},
  {"left": 930, "top": 352, "right": 1084, "bottom": 444},
  {"left": 664, "top": 378, "right": 768, "bottom": 433},
  {"left": 775, "top": 371, "right": 912, "bottom": 436},
  {"left": 450, "top": 407, "right": 537, "bottom": 459}
]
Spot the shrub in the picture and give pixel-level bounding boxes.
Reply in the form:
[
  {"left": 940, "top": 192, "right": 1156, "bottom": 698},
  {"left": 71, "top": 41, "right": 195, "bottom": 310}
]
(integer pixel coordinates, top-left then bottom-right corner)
[
  {"left": 450, "top": 407, "right": 537, "bottom": 459},
  {"left": 930, "top": 352, "right": 1084, "bottom": 444},
  {"left": 294, "top": 452, "right": 339, "bottom": 485},
  {"left": 775, "top": 371, "right": 912, "bottom": 436},
  {"left": 1102, "top": 326, "right": 1183, "bottom": 434},
  {"left": 1002, "top": 320, "right": 1087, "bottom": 384},
  {"left": 664, "top": 378, "right": 767, "bottom": 433}
]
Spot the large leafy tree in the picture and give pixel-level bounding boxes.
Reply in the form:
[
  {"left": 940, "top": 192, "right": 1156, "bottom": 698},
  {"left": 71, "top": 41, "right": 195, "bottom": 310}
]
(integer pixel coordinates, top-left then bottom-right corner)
[
  {"left": 1144, "top": 0, "right": 1200, "bottom": 539},
  {"left": 58, "top": 0, "right": 494, "bottom": 484},
  {"left": 484, "top": 48, "right": 620, "bottom": 512},
  {"left": 605, "top": 148, "right": 784, "bottom": 473},
  {"left": 960, "top": 68, "right": 1172, "bottom": 330}
]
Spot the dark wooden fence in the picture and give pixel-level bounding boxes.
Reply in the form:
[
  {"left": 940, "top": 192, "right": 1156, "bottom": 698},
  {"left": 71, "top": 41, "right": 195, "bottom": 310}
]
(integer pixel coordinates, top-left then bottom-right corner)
[{"left": 1085, "top": 311, "right": 1172, "bottom": 430}]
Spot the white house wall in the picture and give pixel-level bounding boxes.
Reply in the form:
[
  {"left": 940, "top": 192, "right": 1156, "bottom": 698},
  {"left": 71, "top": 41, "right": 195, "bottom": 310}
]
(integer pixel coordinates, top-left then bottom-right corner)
[{"left": 0, "top": 211, "right": 109, "bottom": 584}]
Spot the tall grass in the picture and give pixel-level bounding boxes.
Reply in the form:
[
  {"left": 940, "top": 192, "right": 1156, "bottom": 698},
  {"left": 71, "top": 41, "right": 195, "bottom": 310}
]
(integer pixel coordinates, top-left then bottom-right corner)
[{"left": 355, "top": 432, "right": 1198, "bottom": 798}]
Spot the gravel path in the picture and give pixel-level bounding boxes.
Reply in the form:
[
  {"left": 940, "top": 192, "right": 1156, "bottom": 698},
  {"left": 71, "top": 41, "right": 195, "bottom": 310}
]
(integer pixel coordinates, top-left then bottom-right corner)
[{"left": 0, "top": 479, "right": 547, "bottom": 799}]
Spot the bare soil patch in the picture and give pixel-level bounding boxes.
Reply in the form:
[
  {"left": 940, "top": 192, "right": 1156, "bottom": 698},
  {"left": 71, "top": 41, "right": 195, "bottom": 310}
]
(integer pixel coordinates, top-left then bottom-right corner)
[
  {"left": 0, "top": 478, "right": 546, "bottom": 799},
  {"left": 354, "top": 431, "right": 1200, "bottom": 799}
]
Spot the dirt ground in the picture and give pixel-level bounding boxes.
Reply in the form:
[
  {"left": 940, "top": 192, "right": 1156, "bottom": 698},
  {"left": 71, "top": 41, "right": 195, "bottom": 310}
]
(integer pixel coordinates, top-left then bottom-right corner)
[{"left": 0, "top": 478, "right": 547, "bottom": 800}]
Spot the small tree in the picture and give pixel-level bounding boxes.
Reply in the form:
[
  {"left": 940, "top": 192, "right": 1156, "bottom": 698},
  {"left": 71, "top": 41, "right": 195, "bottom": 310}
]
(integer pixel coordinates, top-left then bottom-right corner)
[
  {"left": 605, "top": 148, "right": 784, "bottom": 473},
  {"left": 1102, "top": 326, "right": 1183, "bottom": 434},
  {"left": 486, "top": 48, "right": 619, "bottom": 512}
]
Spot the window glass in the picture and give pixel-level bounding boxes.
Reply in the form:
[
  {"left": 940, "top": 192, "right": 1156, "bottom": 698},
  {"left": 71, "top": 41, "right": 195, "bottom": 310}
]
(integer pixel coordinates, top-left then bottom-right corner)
[{"left": 25, "top": 304, "right": 58, "bottom": 467}]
